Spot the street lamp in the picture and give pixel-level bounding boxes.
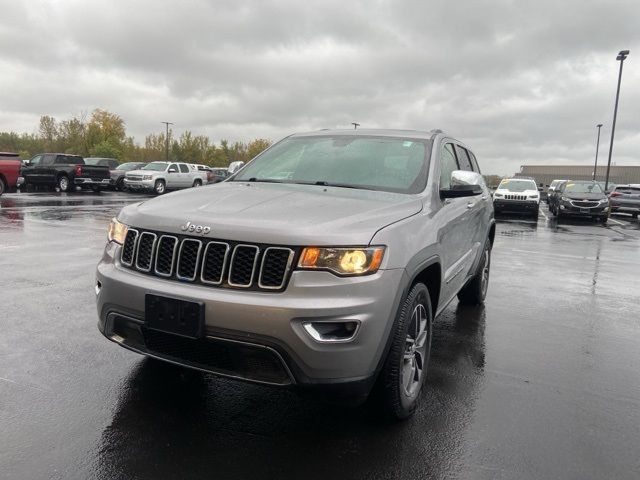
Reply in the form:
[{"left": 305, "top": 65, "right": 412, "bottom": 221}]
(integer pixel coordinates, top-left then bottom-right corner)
[
  {"left": 351, "top": 122, "right": 360, "bottom": 130},
  {"left": 593, "top": 123, "right": 603, "bottom": 180},
  {"left": 604, "top": 50, "right": 629, "bottom": 191},
  {"left": 161, "top": 121, "right": 173, "bottom": 161}
]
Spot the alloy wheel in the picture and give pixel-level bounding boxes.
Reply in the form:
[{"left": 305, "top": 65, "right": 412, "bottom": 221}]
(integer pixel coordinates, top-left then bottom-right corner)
[{"left": 402, "top": 303, "right": 428, "bottom": 397}]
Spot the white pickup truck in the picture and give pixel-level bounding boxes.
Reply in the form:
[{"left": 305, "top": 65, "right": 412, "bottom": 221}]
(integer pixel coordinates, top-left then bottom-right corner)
[{"left": 124, "top": 161, "right": 205, "bottom": 194}]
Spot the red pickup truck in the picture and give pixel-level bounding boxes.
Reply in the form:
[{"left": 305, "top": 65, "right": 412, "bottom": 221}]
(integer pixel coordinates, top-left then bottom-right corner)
[{"left": 0, "top": 152, "right": 22, "bottom": 195}]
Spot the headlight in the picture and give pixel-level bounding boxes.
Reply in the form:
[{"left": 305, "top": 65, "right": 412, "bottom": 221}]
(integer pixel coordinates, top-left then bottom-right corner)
[
  {"left": 298, "top": 247, "right": 385, "bottom": 275},
  {"left": 599, "top": 198, "right": 609, "bottom": 204},
  {"left": 529, "top": 194, "right": 539, "bottom": 199},
  {"left": 561, "top": 196, "right": 568, "bottom": 201},
  {"left": 493, "top": 193, "right": 503, "bottom": 198},
  {"left": 142, "top": 175, "right": 153, "bottom": 180},
  {"left": 107, "top": 218, "right": 128, "bottom": 244}
]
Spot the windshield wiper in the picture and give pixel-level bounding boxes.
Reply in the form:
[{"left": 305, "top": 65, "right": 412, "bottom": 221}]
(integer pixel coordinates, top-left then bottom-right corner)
[
  {"left": 311, "top": 181, "right": 377, "bottom": 191},
  {"left": 233, "top": 177, "right": 286, "bottom": 183}
]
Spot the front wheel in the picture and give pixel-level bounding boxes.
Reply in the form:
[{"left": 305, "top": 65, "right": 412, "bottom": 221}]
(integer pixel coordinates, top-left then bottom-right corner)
[
  {"left": 458, "top": 238, "right": 491, "bottom": 305},
  {"left": 192, "top": 179, "right": 202, "bottom": 187},
  {"left": 154, "top": 180, "right": 166, "bottom": 195},
  {"left": 376, "top": 283, "right": 433, "bottom": 420}
]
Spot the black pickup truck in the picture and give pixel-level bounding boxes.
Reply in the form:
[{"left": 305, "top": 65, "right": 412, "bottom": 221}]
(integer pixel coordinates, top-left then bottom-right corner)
[{"left": 20, "top": 153, "right": 111, "bottom": 192}]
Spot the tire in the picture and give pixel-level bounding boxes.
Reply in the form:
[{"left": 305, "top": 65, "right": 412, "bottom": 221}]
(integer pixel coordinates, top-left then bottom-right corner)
[
  {"left": 532, "top": 207, "right": 539, "bottom": 219},
  {"left": 58, "top": 175, "right": 72, "bottom": 192},
  {"left": 154, "top": 179, "right": 166, "bottom": 195},
  {"left": 601, "top": 217, "right": 608, "bottom": 224},
  {"left": 376, "top": 282, "right": 433, "bottom": 420},
  {"left": 192, "top": 179, "right": 203, "bottom": 187},
  {"left": 116, "top": 178, "right": 125, "bottom": 191},
  {"left": 458, "top": 238, "right": 491, "bottom": 305},
  {"left": 0, "top": 177, "right": 6, "bottom": 196}
]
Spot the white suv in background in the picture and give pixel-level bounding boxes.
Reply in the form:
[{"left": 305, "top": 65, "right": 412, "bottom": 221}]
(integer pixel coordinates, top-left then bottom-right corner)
[
  {"left": 124, "top": 161, "right": 204, "bottom": 194},
  {"left": 492, "top": 177, "right": 540, "bottom": 218}
]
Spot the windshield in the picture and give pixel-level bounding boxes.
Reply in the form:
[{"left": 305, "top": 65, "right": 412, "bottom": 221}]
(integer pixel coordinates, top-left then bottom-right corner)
[
  {"left": 233, "top": 136, "right": 429, "bottom": 193},
  {"left": 564, "top": 182, "right": 603, "bottom": 194},
  {"left": 117, "top": 163, "right": 142, "bottom": 171},
  {"left": 498, "top": 179, "right": 537, "bottom": 192},
  {"left": 142, "top": 162, "right": 168, "bottom": 171}
]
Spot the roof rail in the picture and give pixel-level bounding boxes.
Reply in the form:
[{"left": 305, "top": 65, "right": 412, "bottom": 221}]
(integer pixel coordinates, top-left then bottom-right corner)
[{"left": 429, "top": 129, "right": 443, "bottom": 134}]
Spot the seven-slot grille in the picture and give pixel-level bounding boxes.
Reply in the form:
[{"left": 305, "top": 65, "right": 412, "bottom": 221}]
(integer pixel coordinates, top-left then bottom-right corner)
[
  {"left": 504, "top": 194, "right": 528, "bottom": 201},
  {"left": 120, "top": 229, "right": 296, "bottom": 291}
]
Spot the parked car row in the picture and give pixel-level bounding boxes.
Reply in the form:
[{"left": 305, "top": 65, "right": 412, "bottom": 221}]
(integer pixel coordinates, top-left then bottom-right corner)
[
  {"left": 493, "top": 176, "right": 639, "bottom": 223},
  {"left": 0, "top": 152, "right": 232, "bottom": 196}
]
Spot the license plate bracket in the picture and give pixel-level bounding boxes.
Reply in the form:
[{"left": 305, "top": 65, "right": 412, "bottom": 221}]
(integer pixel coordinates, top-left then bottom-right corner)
[
  {"left": 580, "top": 208, "right": 590, "bottom": 213},
  {"left": 145, "top": 294, "right": 204, "bottom": 339}
]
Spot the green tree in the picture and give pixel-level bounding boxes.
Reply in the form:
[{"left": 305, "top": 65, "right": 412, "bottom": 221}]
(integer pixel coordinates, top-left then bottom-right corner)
[{"left": 247, "top": 138, "right": 272, "bottom": 159}]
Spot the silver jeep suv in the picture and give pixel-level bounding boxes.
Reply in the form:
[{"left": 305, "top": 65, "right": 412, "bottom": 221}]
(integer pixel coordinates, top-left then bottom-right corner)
[{"left": 96, "top": 129, "right": 495, "bottom": 419}]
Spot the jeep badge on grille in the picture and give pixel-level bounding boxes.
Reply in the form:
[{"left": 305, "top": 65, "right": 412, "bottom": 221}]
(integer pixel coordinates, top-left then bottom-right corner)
[{"left": 180, "top": 221, "right": 211, "bottom": 234}]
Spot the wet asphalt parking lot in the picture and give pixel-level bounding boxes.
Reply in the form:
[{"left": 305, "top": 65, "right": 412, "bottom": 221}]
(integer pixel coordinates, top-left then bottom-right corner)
[{"left": 1, "top": 191, "right": 640, "bottom": 480}]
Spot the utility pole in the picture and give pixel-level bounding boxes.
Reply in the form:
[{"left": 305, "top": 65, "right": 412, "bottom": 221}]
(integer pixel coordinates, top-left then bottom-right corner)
[
  {"left": 161, "top": 121, "right": 173, "bottom": 161},
  {"left": 351, "top": 122, "right": 360, "bottom": 130},
  {"left": 604, "top": 50, "right": 629, "bottom": 191},
  {"left": 593, "top": 123, "right": 603, "bottom": 180}
]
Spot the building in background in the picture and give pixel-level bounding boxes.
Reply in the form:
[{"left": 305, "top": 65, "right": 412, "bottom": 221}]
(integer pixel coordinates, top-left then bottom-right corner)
[{"left": 515, "top": 165, "right": 640, "bottom": 187}]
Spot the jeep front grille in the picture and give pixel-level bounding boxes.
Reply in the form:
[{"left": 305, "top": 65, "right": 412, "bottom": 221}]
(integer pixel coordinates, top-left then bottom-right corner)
[
  {"left": 120, "top": 228, "right": 297, "bottom": 292},
  {"left": 504, "top": 194, "right": 527, "bottom": 201}
]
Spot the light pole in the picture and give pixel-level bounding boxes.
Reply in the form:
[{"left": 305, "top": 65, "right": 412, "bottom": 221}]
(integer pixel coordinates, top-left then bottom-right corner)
[
  {"left": 351, "top": 122, "right": 360, "bottom": 130},
  {"left": 161, "top": 121, "right": 173, "bottom": 161},
  {"left": 593, "top": 123, "right": 603, "bottom": 180},
  {"left": 604, "top": 50, "right": 629, "bottom": 191}
]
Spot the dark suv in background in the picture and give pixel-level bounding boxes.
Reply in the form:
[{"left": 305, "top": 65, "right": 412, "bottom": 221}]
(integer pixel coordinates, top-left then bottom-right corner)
[
  {"left": 549, "top": 180, "right": 609, "bottom": 222},
  {"left": 609, "top": 184, "right": 640, "bottom": 219}
]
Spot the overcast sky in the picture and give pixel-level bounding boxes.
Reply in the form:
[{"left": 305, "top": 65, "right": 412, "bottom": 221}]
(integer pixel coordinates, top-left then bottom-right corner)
[{"left": 1, "top": 0, "right": 638, "bottom": 174}]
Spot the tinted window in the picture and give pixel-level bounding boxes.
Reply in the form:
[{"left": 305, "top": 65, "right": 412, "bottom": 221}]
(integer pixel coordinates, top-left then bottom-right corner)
[
  {"left": 454, "top": 145, "right": 473, "bottom": 171},
  {"left": 179, "top": 164, "right": 189, "bottom": 173},
  {"left": 439, "top": 143, "right": 459, "bottom": 190},
  {"left": 30, "top": 155, "right": 43, "bottom": 165},
  {"left": 169, "top": 163, "right": 179, "bottom": 172},
  {"left": 467, "top": 150, "right": 480, "bottom": 173},
  {"left": 42, "top": 155, "right": 55, "bottom": 165}
]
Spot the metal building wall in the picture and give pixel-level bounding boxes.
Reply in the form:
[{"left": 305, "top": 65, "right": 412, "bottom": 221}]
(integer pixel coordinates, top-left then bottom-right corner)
[{"left": 515, "top": 165, "right": 640, "bottom": 186}]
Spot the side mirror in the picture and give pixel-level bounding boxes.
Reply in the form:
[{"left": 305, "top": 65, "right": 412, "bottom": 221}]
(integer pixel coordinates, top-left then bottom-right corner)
[
  {"left": 168, "top": 168, "right": 177, "bottom": 173},
  {"left": 23, "top": 161, "right": 31, "bottom": 167},
  {"left": 440, "top": 170, "right": 484, "bottom": 198}
]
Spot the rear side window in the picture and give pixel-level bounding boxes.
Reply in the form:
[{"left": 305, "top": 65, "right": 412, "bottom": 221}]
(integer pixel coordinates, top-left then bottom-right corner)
[
  {"left": 467, "top": 150, "right": 480, "bottom": 173},
  {"left": 454, "top": 145, "right": 473, "bottom": 172},
  {"left": 42, "top": 155, "right": 55, "bottom": 165},
  {"left": 179, "top": 164, "right": 189, "bottom": 173},
  {"left": 439, "top": 143, "right": 459, "bottom": 190}
]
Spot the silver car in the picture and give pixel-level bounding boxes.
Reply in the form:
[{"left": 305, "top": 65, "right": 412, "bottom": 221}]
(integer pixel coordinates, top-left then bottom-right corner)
[
  {"left": 96, "top": 129, "right": 495, "bottom": 419},
  {"left": 124, "top": 161, "right": 205, "bottom": 194}
]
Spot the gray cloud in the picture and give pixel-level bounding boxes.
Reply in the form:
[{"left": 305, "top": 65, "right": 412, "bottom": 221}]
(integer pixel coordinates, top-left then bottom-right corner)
[{"left": 0, "top": 0, "right": 638, "bottom": 173}]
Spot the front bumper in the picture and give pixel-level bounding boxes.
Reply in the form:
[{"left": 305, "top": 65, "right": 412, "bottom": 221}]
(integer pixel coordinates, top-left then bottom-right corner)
[
  {"left": 493, "top": 199, "right": 539, "bottom": 212},
  {"left": 96, "top": 242, "right": 405, "bottom": 394},
  {"left": 123, "top": 178, "right": 155, "bottom": 191},
  {"left": 559, "top": 202, "right": 609, "bottom": 217}
]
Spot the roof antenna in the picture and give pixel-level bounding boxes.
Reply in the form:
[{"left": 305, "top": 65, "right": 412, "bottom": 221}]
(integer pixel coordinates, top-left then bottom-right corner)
[{"left": 351, "top": 122, "right": 360, "bottom": 130}]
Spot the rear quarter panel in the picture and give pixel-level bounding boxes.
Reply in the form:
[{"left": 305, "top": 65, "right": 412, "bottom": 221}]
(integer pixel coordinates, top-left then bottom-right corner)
[{"left": 0, "top": 160, "right": 21, "bottom": 188}]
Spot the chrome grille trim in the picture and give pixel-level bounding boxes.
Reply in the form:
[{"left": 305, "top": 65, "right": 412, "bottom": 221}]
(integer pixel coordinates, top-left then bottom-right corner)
[
  {"left": 120, "top": 229, "right": 139, "bottom": 267},
  {"left": 200, "top": 241, "right": 231, "bottom": 285},
  {"left": 505, "top": 194, "right": 527, "bottom": 201},
  {"left": 176, "top": 239, "right": 203, "bottom": 281},
  {"left": 258, "top": 247, "right": 295, "bottom": 290},
  {"left": 135, "top": 232, "right": 157, "bottom": 272},
  {"left": 154, "top": 235, "right": 178, "bottom": 277},
  {"left": 228, "top": 244, "right": 259, "bottom": 288}
]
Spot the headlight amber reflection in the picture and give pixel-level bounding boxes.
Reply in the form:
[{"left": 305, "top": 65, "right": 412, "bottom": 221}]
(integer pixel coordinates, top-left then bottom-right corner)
[
  {"left": 298, "top": 247, "right": 385, "bottom": 275},
  {"left": 107, "top": 218, "right": 128, "bottom": 244}
]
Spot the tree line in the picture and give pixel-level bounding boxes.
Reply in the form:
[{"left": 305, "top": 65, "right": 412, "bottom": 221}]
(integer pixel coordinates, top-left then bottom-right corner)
[{"left": 0, "top": 109, "right": 272, "bottom": 167}]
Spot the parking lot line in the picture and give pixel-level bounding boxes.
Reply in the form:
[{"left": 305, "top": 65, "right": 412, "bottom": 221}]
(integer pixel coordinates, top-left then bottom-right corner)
[
  {"left": 539, "top": 209, "right": 548, "bottom": 220},
  {"left": 608, "top": 217, "right": 625, "bottom": 226}
]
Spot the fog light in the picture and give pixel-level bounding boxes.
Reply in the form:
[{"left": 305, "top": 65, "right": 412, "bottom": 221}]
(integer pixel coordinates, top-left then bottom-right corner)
[{"left": 302, "top": 321, "right": 360, "bottom": 343}]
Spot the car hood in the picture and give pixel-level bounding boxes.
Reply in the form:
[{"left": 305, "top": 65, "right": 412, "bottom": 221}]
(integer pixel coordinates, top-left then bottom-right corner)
[
  {"left": 564, "top": 192, "right": 606, "bottom": 200},
  {"left": 495, "top": 188, "right": 538, "bottom": 195},
  {"left": 124, "top": 169, "right": 151, "bottom": 177},
  {"left": 118, "top": 181, "right": 423, "bottom": 245}
]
